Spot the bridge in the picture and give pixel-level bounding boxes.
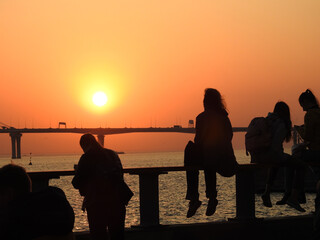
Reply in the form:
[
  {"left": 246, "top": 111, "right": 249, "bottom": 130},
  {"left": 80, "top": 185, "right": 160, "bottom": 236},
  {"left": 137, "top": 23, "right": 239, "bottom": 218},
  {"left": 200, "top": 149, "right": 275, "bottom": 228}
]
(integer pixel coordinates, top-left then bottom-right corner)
[{"left": 0, "top": 126, "right": 248, "bottom": 159}]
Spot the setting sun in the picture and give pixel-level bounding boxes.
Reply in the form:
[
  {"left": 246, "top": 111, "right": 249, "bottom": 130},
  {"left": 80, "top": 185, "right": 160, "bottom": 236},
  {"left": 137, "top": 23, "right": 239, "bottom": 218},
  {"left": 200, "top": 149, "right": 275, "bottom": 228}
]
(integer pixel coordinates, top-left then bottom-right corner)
[{"left": 92, "top": 91, "right": 108, "bottom": 107}]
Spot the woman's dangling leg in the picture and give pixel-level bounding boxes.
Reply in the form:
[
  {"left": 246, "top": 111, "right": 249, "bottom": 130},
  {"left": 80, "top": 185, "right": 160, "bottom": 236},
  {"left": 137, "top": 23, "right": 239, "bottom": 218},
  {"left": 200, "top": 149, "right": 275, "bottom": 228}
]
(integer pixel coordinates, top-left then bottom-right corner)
[
  {"left": 261, "top": 167, "right": 279, "bottom": 207},
  {"left": 186, "top": 169, "right": 201, "bottom": 218},
  {"left": 276, "top": 166, "right": 293, "bottom": 205},
  {"left": 204, "top": 168, "right": 218, "bottom": 216},
  {"left": 286, "top": 156, "right": 307, "bottom": 212},
  {"left": 186, "top": 169, "right": 200, "bottom": 201}
]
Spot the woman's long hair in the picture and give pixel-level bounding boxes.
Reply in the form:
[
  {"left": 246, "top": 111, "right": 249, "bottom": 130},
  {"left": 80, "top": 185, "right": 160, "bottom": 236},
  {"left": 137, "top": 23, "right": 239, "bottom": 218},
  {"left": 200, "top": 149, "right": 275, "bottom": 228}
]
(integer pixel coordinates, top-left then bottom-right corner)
[
  {"left": 273, "top": 101, "right": 292, "bottom": 142},
  {"left": 80, "top": 133, "right": 103, "bottom": 151},
  {"left": 299, "top": 89, "right": 319, "bottom": 108},
  {"left": 203, "top": 88, "right": 227, "bottom": 113}
]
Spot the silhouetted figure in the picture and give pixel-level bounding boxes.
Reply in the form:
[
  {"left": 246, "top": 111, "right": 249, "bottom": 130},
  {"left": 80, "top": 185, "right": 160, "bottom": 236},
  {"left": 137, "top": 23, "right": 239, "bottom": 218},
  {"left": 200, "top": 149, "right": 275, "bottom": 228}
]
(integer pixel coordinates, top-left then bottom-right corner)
[
  {"left": 72, "top": 133, "right": 132, "bottom": 240},
  {"left": 251, "top": 102, "right": 306, "bottom": 212},
  {"left": 0, "top": 164, "right": 75, "bottom": 240},
  {"left": 295, "top": 89, "right": 320, "bottom": 176},
  {"left": 185, "top": 88, "right": 239, "bottom": 218},
  {"left": 295, "top": 89, "right": 320, "bottom": 225}
]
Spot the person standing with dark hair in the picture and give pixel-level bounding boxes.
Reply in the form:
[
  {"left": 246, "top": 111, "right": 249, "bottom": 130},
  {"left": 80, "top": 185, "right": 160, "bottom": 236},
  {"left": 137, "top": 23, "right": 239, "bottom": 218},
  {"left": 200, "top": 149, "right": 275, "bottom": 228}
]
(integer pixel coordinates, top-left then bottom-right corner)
[
  {"left": 295, "top": 89, "right": 320, "bottom": 160},
  {"left": 294, "top": 89, "right": 320, "bottom": 238},
  {"left": 254, "top": 102, "right": 306, "bottom": 212},
  {"left": 72, "top": 133, "right": 132, "bottom": 240},
  {"left": 185, "top": 88, "right": 238, "bottom": 218},
  {"left": 295, "top": 89, "right": 320, "bottom": 186}
]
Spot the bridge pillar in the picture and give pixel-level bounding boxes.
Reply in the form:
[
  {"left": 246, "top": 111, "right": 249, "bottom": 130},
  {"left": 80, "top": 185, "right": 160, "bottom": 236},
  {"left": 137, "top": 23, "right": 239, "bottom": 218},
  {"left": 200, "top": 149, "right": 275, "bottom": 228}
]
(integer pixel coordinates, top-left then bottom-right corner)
[
  {"left": 9, "top": 132, "right": 22, "bottom": 159},
  {"left": 97, "top": 134, "right": 105, "bottom": 147},
  {"left": 16, "top": 133, "right": 22, "bottom": 159},
  {"left": 10, "top": 133, "right": 17, "bottom": 159},
  {"left": 130, "top": 170, "right": 168, "bottom": 227},
  {"left": 234, "top": 167, "right": 256, "bottom": 220}
]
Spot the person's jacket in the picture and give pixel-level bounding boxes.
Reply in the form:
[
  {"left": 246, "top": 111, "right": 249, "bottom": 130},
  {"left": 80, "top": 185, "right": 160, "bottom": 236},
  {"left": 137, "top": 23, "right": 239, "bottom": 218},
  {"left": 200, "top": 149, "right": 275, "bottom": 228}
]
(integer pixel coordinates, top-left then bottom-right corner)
[
  {"left": 72, "top": 148, "right": 124, "bottom": 208},
  {"left": 194, "top": 109, "right": 237, "bottom": 175}
]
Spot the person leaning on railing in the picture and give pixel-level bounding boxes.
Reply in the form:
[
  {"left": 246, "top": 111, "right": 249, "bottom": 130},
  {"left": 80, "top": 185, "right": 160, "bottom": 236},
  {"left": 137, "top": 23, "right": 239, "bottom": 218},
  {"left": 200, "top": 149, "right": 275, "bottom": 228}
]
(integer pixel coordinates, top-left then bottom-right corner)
[{"left": 72, "top": 133, "right": 132, "bottom": 240}]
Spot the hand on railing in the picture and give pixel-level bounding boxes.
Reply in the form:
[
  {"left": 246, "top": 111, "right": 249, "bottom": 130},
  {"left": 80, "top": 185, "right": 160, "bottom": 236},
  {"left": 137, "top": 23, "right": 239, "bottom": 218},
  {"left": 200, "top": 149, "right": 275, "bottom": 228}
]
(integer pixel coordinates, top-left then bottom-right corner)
[
  {"left": 292, "top": 126, "right": 308, "bottom": 157},
  {"left": 292, "top": 125, "right": 304, "bottom": 145}
]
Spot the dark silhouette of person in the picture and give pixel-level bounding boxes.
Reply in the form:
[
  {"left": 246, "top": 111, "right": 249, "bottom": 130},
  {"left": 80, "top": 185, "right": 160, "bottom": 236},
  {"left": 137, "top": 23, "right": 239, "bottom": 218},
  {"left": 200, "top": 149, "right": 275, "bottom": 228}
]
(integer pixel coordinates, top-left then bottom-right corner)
[
  {"left": 294, "top": 89, "right": 320, "bottom": 225},
  {"left": 252, "top": 101, "right": 306, "bottom": 212},
  {"left": 0, "top": 164, "right": 75, "bottom": 240},
  {"left": 295, "top": 89, "right": 320, "bottom": 175},
  {"left": 185, "top": 88, "right": 238, "bottom": 218},
  {"left": 72, "top": 133, "right": 130, "bottom": 240}
]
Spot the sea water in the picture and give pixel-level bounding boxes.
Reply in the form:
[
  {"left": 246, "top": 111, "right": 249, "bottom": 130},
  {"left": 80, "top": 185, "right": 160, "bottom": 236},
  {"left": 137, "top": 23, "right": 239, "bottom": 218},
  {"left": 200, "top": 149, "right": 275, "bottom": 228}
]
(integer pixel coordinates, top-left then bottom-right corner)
[{"left": 0, "top": 150, "right": 316, "bottom": 232}]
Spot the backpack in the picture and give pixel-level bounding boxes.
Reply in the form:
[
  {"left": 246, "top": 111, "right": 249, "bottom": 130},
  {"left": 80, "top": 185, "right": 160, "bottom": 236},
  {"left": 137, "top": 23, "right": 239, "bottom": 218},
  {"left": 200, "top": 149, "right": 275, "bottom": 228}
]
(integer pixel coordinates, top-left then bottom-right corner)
[{"left": 245, "top": 117, "right": 272, "bottom": 156}]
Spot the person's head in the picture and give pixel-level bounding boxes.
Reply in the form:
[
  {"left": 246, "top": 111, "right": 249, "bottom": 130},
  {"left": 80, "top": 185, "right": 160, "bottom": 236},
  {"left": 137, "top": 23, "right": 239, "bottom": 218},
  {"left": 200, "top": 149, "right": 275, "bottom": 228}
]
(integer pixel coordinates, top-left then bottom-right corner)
[
  {"left": 203, "top": 88, "right": 226, "bottom": 112},
  {"left": 80, "top": 133, "right": 102, "bottom": 153},
  {"left": 299, "top": 89, "right": 319, "bottom": 111},
  {"left": 273, "top": 101, "right": 292, "bottom": 142},
  {"left": 0, "top": 164, "right": 31, "bottom": 208}
]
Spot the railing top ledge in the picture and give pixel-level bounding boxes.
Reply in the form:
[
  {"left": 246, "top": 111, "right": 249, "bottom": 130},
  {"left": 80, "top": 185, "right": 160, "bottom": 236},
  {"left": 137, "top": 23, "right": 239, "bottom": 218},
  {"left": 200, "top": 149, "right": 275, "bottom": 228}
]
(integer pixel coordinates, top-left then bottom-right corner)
[
  {"left": 26, "top": 163, "right": 271, "bottom": 178},
  {"left": 28, "top": 162, "right": 318, "bottom": 180},
  {"left": 27, "top": 170, "right": 75, "bottom": 178}
]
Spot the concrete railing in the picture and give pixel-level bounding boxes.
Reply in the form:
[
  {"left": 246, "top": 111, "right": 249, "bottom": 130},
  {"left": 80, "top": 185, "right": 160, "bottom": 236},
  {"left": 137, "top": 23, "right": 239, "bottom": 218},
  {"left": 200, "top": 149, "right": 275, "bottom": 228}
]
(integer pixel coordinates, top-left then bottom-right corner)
[{"left": 28, "top": 163, "right": 295, "bottom": 227}]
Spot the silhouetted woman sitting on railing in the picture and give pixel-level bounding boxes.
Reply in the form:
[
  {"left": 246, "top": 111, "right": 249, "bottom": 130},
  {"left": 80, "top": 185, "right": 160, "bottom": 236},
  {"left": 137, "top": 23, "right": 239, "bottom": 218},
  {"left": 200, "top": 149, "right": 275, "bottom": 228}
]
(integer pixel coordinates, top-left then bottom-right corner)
[{"left": 185, "top": 88, "right": 239, "bottom": 218}]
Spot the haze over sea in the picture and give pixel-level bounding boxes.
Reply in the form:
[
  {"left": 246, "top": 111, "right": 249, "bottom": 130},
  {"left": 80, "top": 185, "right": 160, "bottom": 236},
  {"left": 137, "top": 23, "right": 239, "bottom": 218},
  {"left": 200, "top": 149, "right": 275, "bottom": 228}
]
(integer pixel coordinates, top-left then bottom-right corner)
[{"left": 0, "top": 150, "right": 316, "bottom": 232}]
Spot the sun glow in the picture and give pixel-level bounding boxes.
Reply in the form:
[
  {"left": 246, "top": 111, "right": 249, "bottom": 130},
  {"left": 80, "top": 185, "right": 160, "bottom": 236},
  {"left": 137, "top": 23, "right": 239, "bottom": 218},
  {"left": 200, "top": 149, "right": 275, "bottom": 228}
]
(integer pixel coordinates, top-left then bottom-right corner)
[
  {"left": 92, "top": 91, "right": 108, "bottom": 107},
  {"left": 72, "top": 69, "right": 127, "bottom": 113}
]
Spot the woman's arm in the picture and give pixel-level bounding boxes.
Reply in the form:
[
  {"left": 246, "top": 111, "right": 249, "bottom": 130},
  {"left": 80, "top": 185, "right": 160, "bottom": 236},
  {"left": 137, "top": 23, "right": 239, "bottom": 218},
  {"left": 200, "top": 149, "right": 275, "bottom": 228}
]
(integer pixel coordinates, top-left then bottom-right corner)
[
  {"left": 270, "top": 121, "right": 287, "bottom": 153},
  {"left": 294, "top": 124, "right": 305, "bottom": 139},
  {"left": 194, "top": 114, "right": 203, "bottom": 144},
  {"left": 71, "top": 155, "right": 89, "bottom": 190},
  {"left": 224, "top": 117, "right": 233, "bottom": 142}
]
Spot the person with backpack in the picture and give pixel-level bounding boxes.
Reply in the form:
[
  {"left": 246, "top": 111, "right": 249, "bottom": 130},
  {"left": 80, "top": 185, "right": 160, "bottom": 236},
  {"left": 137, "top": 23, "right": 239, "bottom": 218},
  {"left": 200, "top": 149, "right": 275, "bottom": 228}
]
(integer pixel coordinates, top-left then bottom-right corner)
[
  {"left": 185, "top": 88, "right": 239, "bottom": 218},
  {"left": 72, "top": 133, "right": 133, "bottom": 240},
  {"left": 247, "top": 101, "right": 306, "bottom": 212}
]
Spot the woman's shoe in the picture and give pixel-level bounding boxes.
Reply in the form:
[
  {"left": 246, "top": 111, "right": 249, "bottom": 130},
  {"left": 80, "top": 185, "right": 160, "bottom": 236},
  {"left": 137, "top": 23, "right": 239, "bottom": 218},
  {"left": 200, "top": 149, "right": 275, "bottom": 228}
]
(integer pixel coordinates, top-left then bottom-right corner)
[
  {"left": 261, "top": 194, "right": 272, "bottom": 207},
  {"left": 187, "top": 200, "right": 202, "bottom": 218},
  {"left": 276, "top": 194, "right": 289, "bottom": 205},
  {"left": 206, "top": 198, "right": 218, "bottom": 216},
  {"left": 276, "top": 198, "right": 287, "bottom": 205},
  {"left": 298, "top": 192, "right": 306, "bottom": 204},
  {"left": 286, "top": 197, "right": 306, "bottom": 212}
]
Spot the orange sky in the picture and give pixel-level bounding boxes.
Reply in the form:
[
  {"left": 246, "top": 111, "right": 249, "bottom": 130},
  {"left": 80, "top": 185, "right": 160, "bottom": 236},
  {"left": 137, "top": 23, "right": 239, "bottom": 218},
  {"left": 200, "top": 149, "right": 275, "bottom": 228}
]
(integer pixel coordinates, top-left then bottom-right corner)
[{"left": 0, "top": 0, "right": 320, "bottom": 155}]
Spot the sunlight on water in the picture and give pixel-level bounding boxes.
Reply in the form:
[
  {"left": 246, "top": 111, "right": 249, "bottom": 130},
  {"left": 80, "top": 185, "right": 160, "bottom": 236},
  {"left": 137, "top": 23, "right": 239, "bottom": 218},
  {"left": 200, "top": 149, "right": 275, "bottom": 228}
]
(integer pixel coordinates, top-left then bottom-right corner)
[{"left": 0, "top": 150, "right": 316, "bottom": 232}]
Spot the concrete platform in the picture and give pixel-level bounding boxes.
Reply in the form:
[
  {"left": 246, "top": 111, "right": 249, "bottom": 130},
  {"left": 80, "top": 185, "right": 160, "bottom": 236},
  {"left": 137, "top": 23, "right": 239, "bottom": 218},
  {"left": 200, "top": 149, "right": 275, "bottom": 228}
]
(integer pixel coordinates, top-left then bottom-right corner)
[{"left": 74, "top": 214, "right": 315, "bottom": 240}]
